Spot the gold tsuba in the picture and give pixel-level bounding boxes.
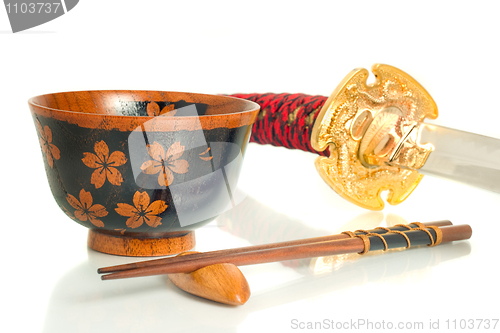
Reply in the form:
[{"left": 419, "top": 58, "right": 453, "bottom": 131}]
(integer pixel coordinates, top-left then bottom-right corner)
[{"left": 311, "top": 64, "right": 438, "bottom": 210}]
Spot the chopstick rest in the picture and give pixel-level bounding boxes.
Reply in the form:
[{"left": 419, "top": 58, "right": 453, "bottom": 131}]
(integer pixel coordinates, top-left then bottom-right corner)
[{"left": 167, "top": 252, "right": 251, "bottom": 306}]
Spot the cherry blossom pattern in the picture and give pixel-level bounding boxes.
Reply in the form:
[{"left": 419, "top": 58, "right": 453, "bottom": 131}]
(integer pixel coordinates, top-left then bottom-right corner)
[
  {"left": 62, "top": 205, "right": 78, "bottom": 222},
  {"left": 147, "top": 101, "right": 176, "bottom": 117},
  {"left": 66, "top": 189, "right": 108, "bottom": 227},
  {"left": 115, "top": 191, "right": 168, "bottom": 229},
  {"left": 140, "top": 141, "right": 189, "bottom": 187},
  {"left": 36, "top": 119, "right": 60, "bottom": 168},
  {"left": 82, "top": 140, "right": 127, "bottom": 189},
  {"left": 199, "top": 147, "right": 213, "bottom": 161}
]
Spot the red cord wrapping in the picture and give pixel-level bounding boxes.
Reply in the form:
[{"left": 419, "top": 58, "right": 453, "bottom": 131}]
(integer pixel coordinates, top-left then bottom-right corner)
[{"left": 230, "top": 93, "right": 329, "bottom": 156}]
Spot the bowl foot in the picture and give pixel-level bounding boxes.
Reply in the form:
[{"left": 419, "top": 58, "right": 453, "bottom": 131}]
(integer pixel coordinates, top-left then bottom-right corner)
[{"left": 88, "top": 229, "right": 196, "bottom": 257}]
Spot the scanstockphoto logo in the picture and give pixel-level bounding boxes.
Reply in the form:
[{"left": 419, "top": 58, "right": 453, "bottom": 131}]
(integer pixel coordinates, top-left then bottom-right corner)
[{"left": 3, "top": 0, "right": 79, "bottom": 33}]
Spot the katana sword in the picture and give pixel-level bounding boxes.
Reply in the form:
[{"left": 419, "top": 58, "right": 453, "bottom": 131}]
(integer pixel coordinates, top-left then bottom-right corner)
[{"left": 231, "top": 64, "right": 500, "bottom": 210}]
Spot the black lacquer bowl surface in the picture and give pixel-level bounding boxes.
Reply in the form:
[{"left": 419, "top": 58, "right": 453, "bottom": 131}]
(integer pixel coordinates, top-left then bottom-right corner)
[{"left": 29, "top": 90, "right": 259, "bottom": 256}]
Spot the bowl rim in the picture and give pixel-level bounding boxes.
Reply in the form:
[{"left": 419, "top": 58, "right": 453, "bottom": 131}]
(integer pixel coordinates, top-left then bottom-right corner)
[{"left": 28, "top": 89, "right": 260, "bottom": 118}]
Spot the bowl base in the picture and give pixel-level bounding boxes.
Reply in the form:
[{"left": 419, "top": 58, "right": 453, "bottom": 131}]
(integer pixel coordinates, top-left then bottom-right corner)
[{"left": 88, "top": 229, "right": 195, "bottom": 257}]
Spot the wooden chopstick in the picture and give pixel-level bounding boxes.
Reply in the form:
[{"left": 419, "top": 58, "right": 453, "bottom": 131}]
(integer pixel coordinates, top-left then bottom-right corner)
[
  {"left": 97, "top": 220, "right": 452, "bottom": 274},
  {"left": 100, "top": 223, "right": 470, "bottom": 281}
]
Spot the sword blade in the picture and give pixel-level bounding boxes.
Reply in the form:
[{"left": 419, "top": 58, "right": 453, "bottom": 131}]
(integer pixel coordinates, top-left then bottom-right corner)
[{"left": 417, "top": 123, "right": 500, "bottom": 193}]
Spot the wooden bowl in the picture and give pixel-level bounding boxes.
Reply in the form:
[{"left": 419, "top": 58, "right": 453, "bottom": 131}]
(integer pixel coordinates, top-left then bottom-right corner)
[{"left": 29, "top": 91, "right": 259, "bottom": 256}]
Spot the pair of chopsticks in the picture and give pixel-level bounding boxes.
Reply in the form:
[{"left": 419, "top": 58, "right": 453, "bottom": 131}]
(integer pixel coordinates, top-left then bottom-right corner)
[{"left": 98, "top": 220, "right": 469, "bottom": 280}]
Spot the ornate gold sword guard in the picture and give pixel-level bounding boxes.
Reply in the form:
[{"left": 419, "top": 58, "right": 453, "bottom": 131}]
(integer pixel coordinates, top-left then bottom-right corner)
[{"left": 311, "top": 64, "right": 438, "bottom": 210}]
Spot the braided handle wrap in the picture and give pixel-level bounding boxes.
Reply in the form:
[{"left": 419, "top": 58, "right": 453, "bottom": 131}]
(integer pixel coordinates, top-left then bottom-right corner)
[{"left": 230, "top": 93, "right": 328, "bottom": 156}]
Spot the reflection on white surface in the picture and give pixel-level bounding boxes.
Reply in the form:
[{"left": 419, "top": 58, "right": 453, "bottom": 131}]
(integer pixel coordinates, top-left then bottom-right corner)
[
  {"left": 248, "top": 242, "right": 471, "bottom": 305},
  {"left": 42, "top": 253, "right": 251, "bottom": 332},
  {"left": 42, "top": 198, "right": 472, "bottom": 333},
  {"left": 217, "top": 195, "right": 388, "bottom": 274},
  {"left": 13, "top": 141, "right": 497, "bottom": 333},
  {"left": 40, "top": 241, "right": 472, "bottom": 333},
  {"left": 20, "top": 141, "right": 497, "bottom": 333}
]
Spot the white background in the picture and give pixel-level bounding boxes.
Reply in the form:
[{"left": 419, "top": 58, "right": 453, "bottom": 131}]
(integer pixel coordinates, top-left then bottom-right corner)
[{"left": 1, "top": 1, "right": 500, "bottom": 332}]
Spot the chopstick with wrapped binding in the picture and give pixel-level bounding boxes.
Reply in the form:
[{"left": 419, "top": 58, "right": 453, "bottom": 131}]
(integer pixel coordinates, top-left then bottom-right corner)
[
  {"left": 100, "top": 223, "right": 471, "bottom": 281},
  {"left": 98, "top": 220, "right": 452, "bottom": 274}
]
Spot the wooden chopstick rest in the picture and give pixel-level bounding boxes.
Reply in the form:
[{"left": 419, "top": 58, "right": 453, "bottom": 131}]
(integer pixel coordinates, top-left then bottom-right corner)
[{"left": 167, "top": 252, "right": 251, "bottom": 306}]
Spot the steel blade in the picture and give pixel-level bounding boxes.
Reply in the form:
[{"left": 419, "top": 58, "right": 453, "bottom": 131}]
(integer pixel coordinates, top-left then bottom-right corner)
[{"left": 417, "top": 123, "right": 500, "bottom": 193}]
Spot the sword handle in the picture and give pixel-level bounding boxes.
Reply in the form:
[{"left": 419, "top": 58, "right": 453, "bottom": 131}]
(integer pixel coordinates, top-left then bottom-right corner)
[{"left": 230, "top": 93, "right": 328, "bottom": 155}]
